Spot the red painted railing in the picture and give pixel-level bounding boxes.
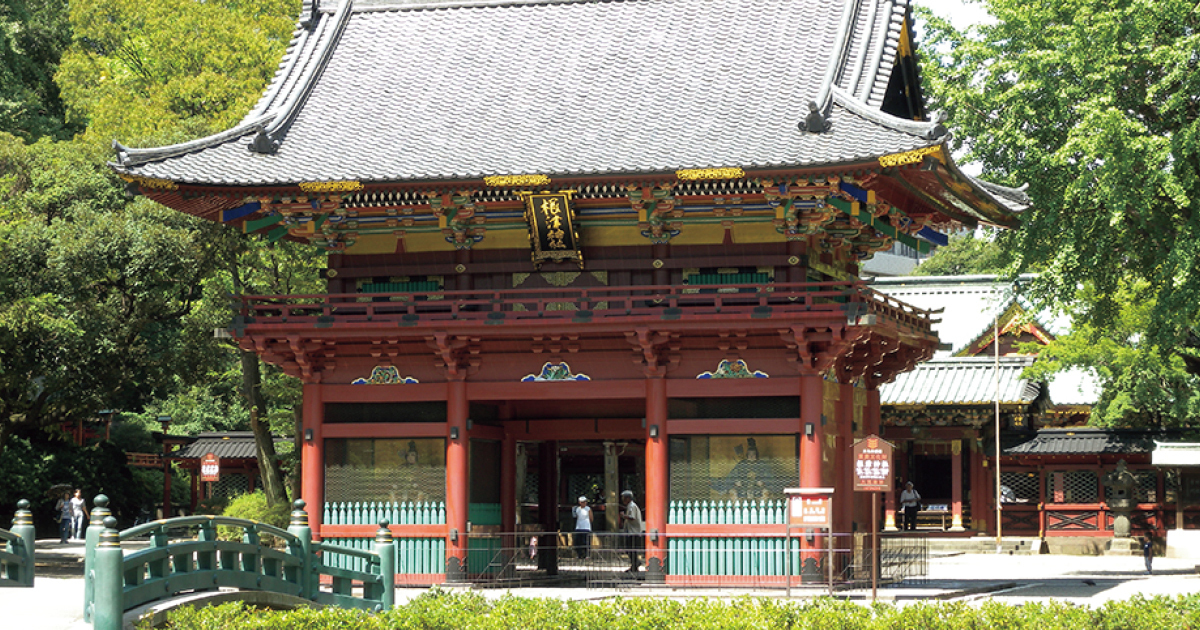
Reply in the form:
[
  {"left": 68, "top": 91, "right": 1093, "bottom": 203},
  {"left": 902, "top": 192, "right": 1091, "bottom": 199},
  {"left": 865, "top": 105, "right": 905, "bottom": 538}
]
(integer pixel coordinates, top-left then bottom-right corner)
[{"left": 232, "top": 281, "right": 935, "bottom": 335}]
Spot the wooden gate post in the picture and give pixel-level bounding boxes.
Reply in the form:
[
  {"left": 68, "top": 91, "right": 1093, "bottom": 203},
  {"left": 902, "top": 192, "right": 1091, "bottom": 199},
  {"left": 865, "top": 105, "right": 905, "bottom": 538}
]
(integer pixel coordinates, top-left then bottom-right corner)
[
  {"left": 287, "top": 500, "right": 314, "bottom": 600},
  {"left": 11, "top": 499, "right": 35, "bottom": 586},
  {"left": 375, "top": 522, "right": 395, "bottom": 611},
  {"left": 83, "top": 495, "right": 111, "bottom": 622},
  {"left": 93, "top": 517, "right": 123, "bottom": 630}
]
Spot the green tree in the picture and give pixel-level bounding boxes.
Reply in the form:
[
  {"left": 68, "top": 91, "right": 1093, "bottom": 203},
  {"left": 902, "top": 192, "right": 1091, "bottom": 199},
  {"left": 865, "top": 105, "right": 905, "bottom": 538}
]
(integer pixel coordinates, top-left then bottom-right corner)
[
  {"left": 0, "top": 0, "right": 77, "bottom": 141},
  {"left": 57, "top": 0, "right": 297, "bottom": 147},
  {"left": 919, "top": 0, "right": 1200, "bottom": 351},
  {"left": 911, "top": 230, "right": 1010, "bottom": 276},
  {"left": 1024, "top": 281, "right": 1200, "bottom": 429},
  {"left": 0, "top": 133, "right": 223, "bottom": 451}
]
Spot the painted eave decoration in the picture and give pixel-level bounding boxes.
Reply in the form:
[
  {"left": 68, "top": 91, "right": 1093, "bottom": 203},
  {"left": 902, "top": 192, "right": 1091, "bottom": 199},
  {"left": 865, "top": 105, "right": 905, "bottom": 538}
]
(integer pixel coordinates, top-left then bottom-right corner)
[
  {"left": 352, "top": 366, "right": 419, "bottom": 385},
  {"left": 521, "top": 362, "right": 591, "bottom": 382},
  {"left": 697, "top": 359, "right": 769, "bottom": 379}
]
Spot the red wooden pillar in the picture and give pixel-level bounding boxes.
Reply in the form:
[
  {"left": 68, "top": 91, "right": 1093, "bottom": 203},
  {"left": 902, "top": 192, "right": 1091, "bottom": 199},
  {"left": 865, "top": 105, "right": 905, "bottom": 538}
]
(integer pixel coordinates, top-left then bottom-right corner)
[
  {"left": 969, "top": 439, "right": 985, "bottom": 531},
  {"left": 644, "top": 375, "right": 668, "bottom": 583},
  {"left": 445, "top": 378, "right": 469, "bottom": 582},
  {"left": 799, "top": 373, "right": 824, "bottom": 579},
  {"left": 500, "top": 428, "right": 517, "bottom": 571},
  {"left": 950, "top": 440, "right": 965, "bottom": 531},
  {"left": 836, "top": 382, "right": 854, "bottom": 534},
  {"left": 190, "top": 473, "right": 199, "bottom": 512},
  {"left": 301, "top": 382, "right": 325, "bottom": 539}
]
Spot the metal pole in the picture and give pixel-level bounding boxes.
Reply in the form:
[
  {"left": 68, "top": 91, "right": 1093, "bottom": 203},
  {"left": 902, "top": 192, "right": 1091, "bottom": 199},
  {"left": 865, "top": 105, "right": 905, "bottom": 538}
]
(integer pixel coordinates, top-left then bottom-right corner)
[
  {"left": 995, "top": 312, "right": 1003, "bottom": 552},
  {"left": 785, "top": 524, "right": 792, "bottom": 598},
  {"left": 826, "top": 526, "right": 833, "bottom": 596},
  {"left": 871, "top": 492, "right": 878, "bottom": 602}
]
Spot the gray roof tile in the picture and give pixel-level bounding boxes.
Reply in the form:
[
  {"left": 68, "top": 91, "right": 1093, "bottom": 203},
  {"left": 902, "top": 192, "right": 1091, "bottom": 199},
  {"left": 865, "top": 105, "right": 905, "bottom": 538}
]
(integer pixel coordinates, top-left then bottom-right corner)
[
  {"left": 880, "top": 356, "right": 1041, "bottom": 405},
  {"left": 176, "top": 432, "right": 287, "bottom": 460},
  {"left": 1004, "top": 429, "right": 1163, "bottom": 456},
  {"left": 113, "top": 0, "right": 952, "bottom": 186}
]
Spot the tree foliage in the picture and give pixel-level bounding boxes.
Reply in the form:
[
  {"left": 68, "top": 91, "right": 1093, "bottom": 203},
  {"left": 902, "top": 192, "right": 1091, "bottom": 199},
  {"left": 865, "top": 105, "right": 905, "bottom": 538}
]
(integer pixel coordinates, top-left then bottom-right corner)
[
  {"left": 0, "top": 133, "right": 225, "bottom": 447},
  {"left": 57, "top": 0, "right": 298, "bottom": 146},
  {"left": 0, "top": 0, "right": 77, "bottom": 141},
  {"left": 919, "top": 0, "right": 1200, "bottom": 349},
  {"left": 1023, "top": 281, "right": 1200, "bottom": 429},
  {"left": 911, "top": 230, "right": 1011, "bottom": 276}
]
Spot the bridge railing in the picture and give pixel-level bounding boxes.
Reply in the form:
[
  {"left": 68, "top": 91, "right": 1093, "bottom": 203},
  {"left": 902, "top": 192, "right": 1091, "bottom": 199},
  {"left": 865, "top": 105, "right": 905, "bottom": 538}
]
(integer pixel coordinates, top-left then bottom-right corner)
[
  {"left": 0, "top": 500, "right": 34, "bottom": 587},
  {"left": 85, "top": 497, "right": 395, "bottom": 630}
]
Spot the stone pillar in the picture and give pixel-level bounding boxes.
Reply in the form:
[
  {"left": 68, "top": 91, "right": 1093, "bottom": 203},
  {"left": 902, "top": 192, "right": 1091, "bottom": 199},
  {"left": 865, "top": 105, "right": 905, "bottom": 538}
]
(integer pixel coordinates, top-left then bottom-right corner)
[
  {"left": 644, "top": 376, "right": 668, "bottom": 583},
  {"left": 445, "top": 377, "right": 469, "bottom": 581},
  {"left": 950, "top": 440, "right": 965, "bottom": 531},
  {"left": 300, "top": 382, "right": 325, "bottom": 539}
]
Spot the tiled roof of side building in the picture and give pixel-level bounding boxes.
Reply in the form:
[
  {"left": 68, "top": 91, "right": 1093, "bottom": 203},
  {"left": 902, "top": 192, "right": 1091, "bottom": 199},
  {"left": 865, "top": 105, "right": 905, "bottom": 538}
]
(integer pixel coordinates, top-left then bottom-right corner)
[
  {"left": 175, "top": 432, "right": 288, "bottom": 460},
  {"left": 1003, "top": 429, "right": 1171, "bottom": 456},
  {"left": 109, "top": 0, "right": 962, "bottom": 187},
  {"left": 880, "top": 356, "right": 1041, "bottom": 405}
]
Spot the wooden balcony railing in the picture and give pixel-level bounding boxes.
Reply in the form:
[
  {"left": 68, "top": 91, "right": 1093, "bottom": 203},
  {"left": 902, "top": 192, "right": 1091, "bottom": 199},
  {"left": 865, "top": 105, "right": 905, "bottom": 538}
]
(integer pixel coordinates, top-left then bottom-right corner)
[{"left": 231, "top": 280, "right": 935, "bottom": 336}]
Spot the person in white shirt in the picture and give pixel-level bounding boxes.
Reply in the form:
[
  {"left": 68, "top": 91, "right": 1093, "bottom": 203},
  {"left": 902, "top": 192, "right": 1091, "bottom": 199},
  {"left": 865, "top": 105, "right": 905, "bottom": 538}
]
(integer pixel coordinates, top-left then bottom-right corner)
[
  {"left": 571, "top": 496, "right": 593, "bottom": 559},
  {"left": 899, "top": 481, "right": 921, "bottom": 531},
  {"left": 69, "top": 489, "right": 87, "bottom": 540},
  {"left": 619, "top": 490, "right": 643, "bottom": 572}
]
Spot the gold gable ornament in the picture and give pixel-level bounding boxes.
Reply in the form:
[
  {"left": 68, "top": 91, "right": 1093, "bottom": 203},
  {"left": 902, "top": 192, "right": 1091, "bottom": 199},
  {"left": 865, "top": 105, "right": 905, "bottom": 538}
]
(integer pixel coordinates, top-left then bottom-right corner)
[{"left": 518, "top": 191, "right": 583, "bottom": 269}]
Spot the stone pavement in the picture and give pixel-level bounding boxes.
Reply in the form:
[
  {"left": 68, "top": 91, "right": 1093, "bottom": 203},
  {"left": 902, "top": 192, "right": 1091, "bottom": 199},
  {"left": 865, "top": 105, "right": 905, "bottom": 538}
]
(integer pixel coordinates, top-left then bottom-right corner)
[{"left": 4, "top": 539, "right": 1197, "bottom": 630}]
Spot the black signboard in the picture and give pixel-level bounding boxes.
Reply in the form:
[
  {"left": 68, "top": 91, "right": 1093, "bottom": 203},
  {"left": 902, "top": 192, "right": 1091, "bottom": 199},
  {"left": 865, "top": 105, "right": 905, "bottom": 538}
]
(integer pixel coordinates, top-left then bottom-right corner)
[{"left": 520, "top": 191, "right": 582, "bottom": 268}]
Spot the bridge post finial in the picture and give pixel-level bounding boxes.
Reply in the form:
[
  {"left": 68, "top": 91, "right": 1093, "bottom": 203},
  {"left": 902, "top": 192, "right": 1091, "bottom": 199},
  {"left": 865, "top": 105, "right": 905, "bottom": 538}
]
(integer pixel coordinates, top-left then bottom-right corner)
[
  {"left": 84, "top": 495, "right": 113, "bottom": 622},
  {"left": 93, "top": 517, "right": 124, "bottom": 630},
  {"left": 374, "top": 520, "right": 395, "bottom": 611},
  {"left": 11, "top": 499, "right": 34, "bottom": 586},
  {"left": 287, "top": 499, "right": 313, "bottom": 600}
]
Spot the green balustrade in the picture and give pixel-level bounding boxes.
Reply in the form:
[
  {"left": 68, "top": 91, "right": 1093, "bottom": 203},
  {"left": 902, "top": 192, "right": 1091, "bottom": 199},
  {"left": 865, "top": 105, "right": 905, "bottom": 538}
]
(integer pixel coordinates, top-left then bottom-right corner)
[
  {"left": 666, "top": 500, "right": 804, "bottom": 577},
  {"left": 0, "top": 499, "right": 35, "bottom": 587},
  {"left": 86, "top": 498, "right": 395, "bottom": 630}
]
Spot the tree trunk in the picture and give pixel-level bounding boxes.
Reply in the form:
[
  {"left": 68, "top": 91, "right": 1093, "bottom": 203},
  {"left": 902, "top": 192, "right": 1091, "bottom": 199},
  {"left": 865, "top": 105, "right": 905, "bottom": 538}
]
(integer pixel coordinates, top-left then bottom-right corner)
[
  {"left": 241, "top": 349, "right": 288, "bottom": 507},
  {"left": 290, "top": 405, "right": 303, "bottom": 503}
]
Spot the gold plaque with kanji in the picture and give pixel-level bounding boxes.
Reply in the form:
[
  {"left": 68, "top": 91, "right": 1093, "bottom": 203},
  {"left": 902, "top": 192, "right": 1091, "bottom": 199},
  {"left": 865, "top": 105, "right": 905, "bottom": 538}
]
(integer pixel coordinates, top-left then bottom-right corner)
[{"left": 520, "top": 191, "right": 583, "bottom": 268}]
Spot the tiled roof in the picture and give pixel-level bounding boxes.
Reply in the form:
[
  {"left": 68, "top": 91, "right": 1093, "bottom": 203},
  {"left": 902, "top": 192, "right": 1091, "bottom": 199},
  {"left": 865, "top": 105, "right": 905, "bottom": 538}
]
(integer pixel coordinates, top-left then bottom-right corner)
[
  {"left": 175, "top": 432, "right": 287, "bottom": 460},
  {"left": 880, "top": 356, "right": 1040, "bottom": 405},
  {"left": 110, "top": 0, "right": 955, "bottom": 187},
  {"left": 1004, "top": 429, "right": 1165, "bottom": 456},
  {"left": 871, "top": 275, "right": 1059, "bottom": 357}
]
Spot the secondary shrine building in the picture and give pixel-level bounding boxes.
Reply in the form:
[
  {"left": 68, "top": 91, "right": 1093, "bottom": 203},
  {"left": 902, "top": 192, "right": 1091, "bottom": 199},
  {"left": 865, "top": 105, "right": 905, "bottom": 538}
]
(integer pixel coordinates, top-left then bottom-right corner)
[{"left": 111, "top": 0, "right": 1027, "bottom": 583}]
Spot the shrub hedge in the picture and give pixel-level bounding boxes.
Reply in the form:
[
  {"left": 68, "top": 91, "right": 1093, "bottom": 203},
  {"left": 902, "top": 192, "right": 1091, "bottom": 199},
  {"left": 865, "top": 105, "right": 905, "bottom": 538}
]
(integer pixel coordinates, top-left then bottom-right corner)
[{"left": 151, "top": 591, "right": 1200, "bottom": 630}]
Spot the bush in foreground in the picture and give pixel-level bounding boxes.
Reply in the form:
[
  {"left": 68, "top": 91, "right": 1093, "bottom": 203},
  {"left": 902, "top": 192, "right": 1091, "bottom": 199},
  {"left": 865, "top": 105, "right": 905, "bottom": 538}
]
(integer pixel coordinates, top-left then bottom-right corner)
[{"left": 150, "top": 592, "right": 1200, "bottom": 630}]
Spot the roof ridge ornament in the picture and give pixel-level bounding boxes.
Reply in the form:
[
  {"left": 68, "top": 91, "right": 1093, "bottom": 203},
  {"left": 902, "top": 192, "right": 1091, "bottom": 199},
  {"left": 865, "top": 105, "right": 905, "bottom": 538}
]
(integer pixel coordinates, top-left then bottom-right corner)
[
  {"left": 250, "top": 126, "right": 280, "bottom": 155},
  {"left": 300, "top": 0, "right": 316, "bottom": 29},
  {"left": 800, "top": 101, "right": 831, "bottom": 134}
]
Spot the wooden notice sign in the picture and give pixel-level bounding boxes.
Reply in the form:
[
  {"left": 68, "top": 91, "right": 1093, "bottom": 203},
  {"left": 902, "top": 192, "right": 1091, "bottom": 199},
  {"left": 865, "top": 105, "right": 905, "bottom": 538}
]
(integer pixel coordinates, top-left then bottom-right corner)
[
  {"left": 200, "top": 452, "right": 220, "bottom": 482},
  {"left": 788, "top": 491, "right": 833, "bottom": 528},
  {"left": 851, "top": 435, "right": 893, "bottom": 492}
]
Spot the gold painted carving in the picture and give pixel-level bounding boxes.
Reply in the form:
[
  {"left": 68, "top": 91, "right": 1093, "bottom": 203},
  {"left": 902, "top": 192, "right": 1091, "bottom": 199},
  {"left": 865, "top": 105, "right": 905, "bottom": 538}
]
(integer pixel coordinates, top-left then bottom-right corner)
[
  {"left": 512, "top": 272, "right": 531, "bottom": 288},
  {"left": 676, "top": 167, "right": 745, "bottom": 181},
  {"left": 542, "top": 272, "right": 580, "bottom": 287},
  {"left": 484, "top": 174, "right": 551, "bottom": 187},
  {"left": 298, "top": 180, "right": 364, "bottom": 193},
  {"left": 878, "top": 145, "right": 944, "bottom": 168},
  {"left": 120, "top": 174, "right": 178, "bottom": 191}
]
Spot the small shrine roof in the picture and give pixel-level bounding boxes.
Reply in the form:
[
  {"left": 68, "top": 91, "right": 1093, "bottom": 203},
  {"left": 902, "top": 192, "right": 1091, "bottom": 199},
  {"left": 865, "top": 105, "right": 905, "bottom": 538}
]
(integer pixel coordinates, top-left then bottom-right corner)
[
  {"left": 175, "top": 431, "right": 287, "bottom": 460},
  {"left": 880, "top": 356, "right": 1041, "bottom": 406},
  {"left": 1004, "top": 428, "right": 1172, "bottom": 456},
  {"left": 107, "top": 0, "right": 1028, "bottom": 220},
  {"left": 871, "top": 275, "right": 1059, "bottom": 356}
]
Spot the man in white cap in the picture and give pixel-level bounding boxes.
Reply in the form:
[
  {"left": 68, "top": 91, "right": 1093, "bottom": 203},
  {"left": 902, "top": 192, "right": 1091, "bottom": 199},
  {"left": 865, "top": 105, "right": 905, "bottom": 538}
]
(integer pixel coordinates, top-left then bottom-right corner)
[
  {"left": 571, "top": 495, "right": 593, "bottom": 559},
  {"left": 619, "top": 490, "right": 643, "bottom": 572}
]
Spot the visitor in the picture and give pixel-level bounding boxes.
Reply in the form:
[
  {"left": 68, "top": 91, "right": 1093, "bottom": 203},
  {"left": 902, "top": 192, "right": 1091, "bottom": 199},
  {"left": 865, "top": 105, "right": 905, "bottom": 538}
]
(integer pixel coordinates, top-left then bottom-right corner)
[
  {"left": 619, "top": 490, "right": 643, "bottom": 573},
  {"left": 900, "top": 481, "right": 921, "bottom": 531},
  {"left": 55, "top": 491, "right": 72, "bottom": 544},
  {"left": 572, "top": 496, "right": 592, "bottom": 559},
  {"left": 70, "top": 489, "right": 87, "bottom": 541},
  {"left": 1143, "top": 536, "right": 1154, "bottom": 575}
]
